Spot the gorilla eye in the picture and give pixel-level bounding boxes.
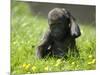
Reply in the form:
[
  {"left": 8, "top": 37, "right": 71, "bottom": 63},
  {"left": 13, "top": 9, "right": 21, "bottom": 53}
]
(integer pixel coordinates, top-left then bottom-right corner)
[
  {"left": 50, "top": 24, "right": 55, "bottom": 28},
  {"left": 50, "top": 24, "right": 54, "bottom": 26}
]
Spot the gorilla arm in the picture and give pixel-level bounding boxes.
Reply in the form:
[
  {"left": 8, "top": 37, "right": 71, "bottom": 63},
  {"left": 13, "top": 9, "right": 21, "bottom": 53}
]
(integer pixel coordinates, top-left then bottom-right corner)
[{"left": 36, "top": 31, "right": 53, "bottom": 58}]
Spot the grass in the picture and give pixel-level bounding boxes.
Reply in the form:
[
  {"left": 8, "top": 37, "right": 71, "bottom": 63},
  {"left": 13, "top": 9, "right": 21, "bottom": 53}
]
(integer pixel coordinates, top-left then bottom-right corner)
[{"left": 11, "top": 2, "right": 96, "bottom": 74}]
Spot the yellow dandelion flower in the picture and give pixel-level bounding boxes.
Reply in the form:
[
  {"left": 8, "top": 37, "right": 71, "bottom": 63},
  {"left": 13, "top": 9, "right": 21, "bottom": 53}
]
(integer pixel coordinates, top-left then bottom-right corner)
[
  {"left": 88, "top": 55, "right": 92, "bottom": 58},
  {"left": 57, "top": 59, "right": 61, "bottom": 63},
  {"left": 88, "top": 59, "right": 96, "bottom": 65},
  {"left": 28, "top": 64, "right": 31, "bottom": 66},
  {"left": 32, "top": 66, "right": 36, "bottom": 71},
  {"left": 76, "top": 65, "right": 79, "bottom": 67},
  {"left": 55, "top": 62, "right": 60, "bottom": 67},
  {"left": 25, "top": 64, "right": 31, "bottom": 70},
  {"left": 54, "top": 59, "right": 62, "bottom": 67},
  {"left": 22, "top": 63, "right": 26, "bottom": 68},
  {"left": 88, "top": 62, "right": 92, "bottom": 65},
  {"left": 44, "top": 66, "right": 49, "bottom": 71},
  {"left": 91, "top": 59, "right": 96, "bottom": 64},
  {"left": 71, "top": 62, "right": 75, "bottom": 65}
]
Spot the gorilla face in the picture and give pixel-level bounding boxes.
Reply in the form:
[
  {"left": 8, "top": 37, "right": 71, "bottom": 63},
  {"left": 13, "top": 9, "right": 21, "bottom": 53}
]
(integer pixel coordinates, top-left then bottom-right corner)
[{"left": 48, "top": 8, "right": 70, "bottom": 40}]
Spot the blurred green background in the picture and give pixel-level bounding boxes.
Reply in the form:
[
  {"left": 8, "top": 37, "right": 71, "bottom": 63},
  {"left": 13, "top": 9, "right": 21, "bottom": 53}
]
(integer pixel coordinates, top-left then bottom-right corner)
[{"left": 11, "top": 1, "right": 96, "bottom": 74}]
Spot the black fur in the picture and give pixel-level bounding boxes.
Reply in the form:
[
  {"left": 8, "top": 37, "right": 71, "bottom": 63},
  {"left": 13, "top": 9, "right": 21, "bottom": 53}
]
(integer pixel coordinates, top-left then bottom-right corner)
[{"left": 36, "top": 8, "right": 81, "bottom": 58}]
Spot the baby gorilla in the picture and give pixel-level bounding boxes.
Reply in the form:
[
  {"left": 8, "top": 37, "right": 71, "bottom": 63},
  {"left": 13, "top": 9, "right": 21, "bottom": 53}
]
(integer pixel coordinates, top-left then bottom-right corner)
[{"left": 36, "top": 8, "right": 81, "bottom": 58}]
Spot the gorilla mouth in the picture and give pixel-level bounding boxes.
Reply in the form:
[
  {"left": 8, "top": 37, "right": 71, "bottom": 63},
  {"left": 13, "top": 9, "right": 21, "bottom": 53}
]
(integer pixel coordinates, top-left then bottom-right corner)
[
  {"left": 53, "top": 32, "right": 64, "bottom": 37},
  {"left": 53, "top": 35, "right": 66, "bottom": 42},
  {"left": 52, "top": 30, "right": 67, "bottom": 40}
]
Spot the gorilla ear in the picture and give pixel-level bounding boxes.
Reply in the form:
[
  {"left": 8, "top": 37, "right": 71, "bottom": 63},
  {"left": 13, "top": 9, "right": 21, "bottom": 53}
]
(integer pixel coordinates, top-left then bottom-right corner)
[
  {"left": 69, "top": 15, "right": 81, "bottom": 38},
  {"left": 61, "top": 8, "right": 81, "bottom": 38}
]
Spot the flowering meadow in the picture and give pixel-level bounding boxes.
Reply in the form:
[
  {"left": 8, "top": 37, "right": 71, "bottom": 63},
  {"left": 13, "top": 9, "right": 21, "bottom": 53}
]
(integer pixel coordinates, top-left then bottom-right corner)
[{"left": 11, "top": 1, "right": 96, "bottom": 74}]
